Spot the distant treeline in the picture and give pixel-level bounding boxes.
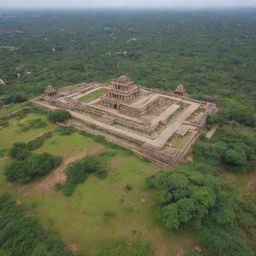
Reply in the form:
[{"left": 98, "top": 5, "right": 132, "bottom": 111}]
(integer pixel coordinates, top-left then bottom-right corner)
[{"left": 0, "top": 10, "right": 256, "bottom": 109}]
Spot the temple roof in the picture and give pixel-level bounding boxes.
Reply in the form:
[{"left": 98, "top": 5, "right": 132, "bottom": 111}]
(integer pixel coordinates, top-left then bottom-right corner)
[
  {"left": 114, "top": 75, "right": 133, "bottom": 85},
  {"left": 45, "top": 85, "right": 56, "bottom": 93},
  {"left": 175, "top": 84, "right": 185, "bottom": 91}
]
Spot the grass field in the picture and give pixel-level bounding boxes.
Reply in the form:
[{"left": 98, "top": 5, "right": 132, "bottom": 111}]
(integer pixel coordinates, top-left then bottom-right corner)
[
  {"left": 79, "top": 89, "right": 107, "bottom": 103},
  {"left": 0, "top": 112, "right": 56, "bottom": 151},
  {"left": 0, "top": 102, "right": 28, "bottom": 117},
  {"left": 0, "top": 104, "right": 197, "bottom": 256}
]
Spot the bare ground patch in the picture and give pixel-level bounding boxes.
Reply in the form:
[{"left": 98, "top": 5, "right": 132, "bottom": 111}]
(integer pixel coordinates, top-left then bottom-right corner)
[
  {"left": 247, "top": 171, "right": 256, "bottom": 191},
  {"left": 19, "top": 150, "right": 88, "bottom": 196}
]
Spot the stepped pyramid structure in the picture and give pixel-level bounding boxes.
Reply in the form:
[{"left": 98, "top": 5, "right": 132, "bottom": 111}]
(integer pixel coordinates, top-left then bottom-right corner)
[{"left": 32, "top": 75, "right": 217, "bottom": 166}]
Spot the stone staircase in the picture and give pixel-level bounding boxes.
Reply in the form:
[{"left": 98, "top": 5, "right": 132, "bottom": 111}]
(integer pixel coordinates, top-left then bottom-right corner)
[{"left": 100, "top": 114, "right": 115, "bottom": 125}]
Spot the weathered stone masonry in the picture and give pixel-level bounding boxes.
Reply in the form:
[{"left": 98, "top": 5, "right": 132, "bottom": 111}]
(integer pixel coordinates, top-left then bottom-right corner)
[{"left": 32, "top": 75, "right": 217, "bottom": 166}]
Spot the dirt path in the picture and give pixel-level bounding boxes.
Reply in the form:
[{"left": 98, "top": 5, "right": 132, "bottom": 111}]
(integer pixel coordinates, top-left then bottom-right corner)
[
  {"left": 206, "top": 125, "right": 219, "bottom": 139},
  {"left": 22, "top": 150, "right": 88, "bottom": 196},
  {"left": 0, "top": 156, "right": 8, "bottom": 161},
  {"left": 247, "top": 171, "right": 256, "bottom": 190}
]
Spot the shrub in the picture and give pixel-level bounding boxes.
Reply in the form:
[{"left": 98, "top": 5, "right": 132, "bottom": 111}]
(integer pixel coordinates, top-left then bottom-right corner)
[
  {"left": 146, "top": 169, "right": 219, "bottom": 229},
  {"left": 3, "top": 94, "right": 27, "bottom": 104},
  {"left": 19, "top": 118, "right": 47, "bottom": 132},
  {"left": 27, "top": 132, "right": 52, "bottom": 151},
  {"left": 4, "top": 160, "right": 31, "bottom": 183},
  {"left": 4, "top": 153, "right": 62, "bottom": 184},
  {"left": 54, "top": 182, "right": 63, "bottom": 191},
  {"left": 146, "top": 168, "right": 254, "bottom": 255},
  {"left": 56, "top": 126, "right": 75, "bottom": 135},
  {"left": 8, "top": 142, "right": 31, "bottom": 160},
  {"left": 0, "top": 194, "right": 75, "bottom": 256},
  {"left": 63, "top": 155, "right": 107, "bottom": 196},
  {"left": 95, "top": 169, "right": 108, "bottom": 179},
  {"left": 208, "top": 106, "right": 256, "bottom": 127},
  {"left": 0, "top": 118, "right": 9, "bottom": 127},
  {"left": 26, "top": 153, "right": 62, "bottom": 176},
  {"left": 193, "top": 126, "right": 256, "bottom": 172},
  {"left": 125, "top": 184, "right": 133, "bottom": 191},
  {"left": 48, "top": 109, "right": 71, "bottom": 123}
]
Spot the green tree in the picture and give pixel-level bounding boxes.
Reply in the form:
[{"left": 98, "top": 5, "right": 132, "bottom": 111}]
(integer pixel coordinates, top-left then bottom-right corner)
[
  {"left": 8, "top": 142, "right": 31, "bottom": 160},
  {"left": 48, "top": 109, "right": 71, "bottom": 123}
]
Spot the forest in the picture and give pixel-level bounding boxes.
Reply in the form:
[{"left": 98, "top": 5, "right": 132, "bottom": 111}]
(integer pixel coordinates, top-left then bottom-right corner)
[{"left": 0, "top": 8, "right": 256, "bottom": 256}]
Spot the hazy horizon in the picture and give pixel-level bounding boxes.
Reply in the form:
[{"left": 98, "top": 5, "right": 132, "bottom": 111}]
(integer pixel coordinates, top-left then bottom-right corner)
[{"left": 1, "top": 0, "right": 256, "bottom": 9}]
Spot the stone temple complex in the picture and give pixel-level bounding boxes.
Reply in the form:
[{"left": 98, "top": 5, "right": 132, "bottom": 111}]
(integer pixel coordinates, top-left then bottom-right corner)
[{"left": 32, "top": 75, "right": 217, "bottom": 166}]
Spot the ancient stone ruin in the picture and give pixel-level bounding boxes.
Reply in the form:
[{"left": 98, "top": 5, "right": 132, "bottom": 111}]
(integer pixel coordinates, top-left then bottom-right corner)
[
  {"left": 175, "top": 84, "right": 186, "bottom": 96},
  {"left": 44, "top": 85, "right": 57, "bottom": 98},
  {"left": 32, "top": 75, "right": 217, "bottom": 166}
]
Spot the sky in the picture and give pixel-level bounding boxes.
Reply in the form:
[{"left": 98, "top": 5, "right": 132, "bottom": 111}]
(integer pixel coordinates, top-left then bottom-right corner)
[{"left": 1, "top": 0, "right": 256, "bottom": 9}]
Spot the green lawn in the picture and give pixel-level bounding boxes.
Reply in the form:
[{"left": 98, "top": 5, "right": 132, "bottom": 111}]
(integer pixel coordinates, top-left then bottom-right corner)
[
  {"left": 0, "top": 112, "right": 56, "bottom": 151},
  {"left": 0, "top": 107, "right": 197, "bottom": 256},
  {"left": 171, "top": 133, "right": 192, "bottom": 149},
  {"left": 79, "top": 89, "right": 107, "bottom": 103},
  {"left": 0, "top": 102, "right": 28, "bottom": 117}
]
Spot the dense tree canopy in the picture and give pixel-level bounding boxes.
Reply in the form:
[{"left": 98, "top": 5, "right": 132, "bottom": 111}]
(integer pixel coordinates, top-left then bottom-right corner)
[
  {"left": 146, "top": 165, "right": 256, "bottom": 256},
  {"left": 194, "top": 126, "right": 256, "bottom": 172},
  {"left": 48, "top": 109, "right": 71, "bottom": 123},
  {"left": 4, "top": 153, "right": 62, "bottom": 184},
  {"left": 8, "top": 142, "right": 31, "bottom": 160},
  {"left": 146, "top": 169, "right": 219, "bottom": 229},
  {"left": 0, "top": 194, "right": 78, "bottom": 256}
]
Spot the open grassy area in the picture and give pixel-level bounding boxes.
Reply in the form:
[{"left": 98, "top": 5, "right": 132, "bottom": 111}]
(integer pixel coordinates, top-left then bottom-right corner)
[
  {"left": 0, "top": 102, "right": 28, "bottom": 117},
  {"left": 0, "top": 112, "right": 56, "bottom": 151},
  {"left": 79, "top": 89, "right": 107, "bottom": 103},
  {"left": 170, "top": 133, "right": 192, "bottom": 149},
  {"left": 0, "top": 105, "right": 197, "bottom": 256}
]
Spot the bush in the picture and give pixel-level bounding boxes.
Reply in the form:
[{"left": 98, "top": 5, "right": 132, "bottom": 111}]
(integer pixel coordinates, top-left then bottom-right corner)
[
  {"left": 18, "top": 118, "right": 47, "bottom": 132},
  {"left": 54, "top": 182, "right": 63, "bottom": 191},
  {"left": 146, "top": 169, "right": 218, "bottom": 229},
  {"left": 27, "top": 132, "right": 52, "bottom": 151},
  {"left": 146, "top": 168, "right": 255, "bottom": 255},
  {"left": 208, "top": 106, "right": 256, "bottom": 127},
  {"left": 4, "top": 153, "right": 62, "bottom": 184},
  {"left": 26, "top": 153, "right": 62, "bottom": 176},
  {"left": 95, "top": 169, "right": 108, "bottom": 179},
  {"left": 4, "top": 160, "right": 31, "bottom": 183},
  {"left": 48, "top": 109, "right": 71, "bottom": 123},
  {"left": 0, "top": 118, "right": 9, "bottom": 127},
  {"left": 0, "top": 194, "right": 75, "bottom": 256},
  {"left": 56, "top": 126, "right": 75, "bottom": 135},
  {"left": 3, "top": 94, "right": 27, "bottom": 104},
  {"left": 8, "top": 142, "right": 31, "bottom": 160},
  {"left": 63, "top": 155, "right": 107, "bottom": 196},
  {"left": 193, "top": 126, "right": 256, "bottom": 172},
  {"left": 125, "top": 184, "right": 133, "bottom": 191}
]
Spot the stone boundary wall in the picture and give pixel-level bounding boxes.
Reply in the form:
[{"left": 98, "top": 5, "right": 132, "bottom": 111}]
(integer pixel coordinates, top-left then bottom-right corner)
[
  {"left": 146, "top": 87, "right": 217, "bottom": 113},
  {"left": 85, "top": 104, "right": 153, "bottom": 134},
  {"left": 65, "top": 120, "right": 171, "bottom": 168}
]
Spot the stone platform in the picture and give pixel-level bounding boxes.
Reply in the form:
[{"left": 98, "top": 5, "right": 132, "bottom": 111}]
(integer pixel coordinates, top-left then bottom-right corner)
[{"left": 32, "top": 76, "right": 217, "bottom": 166}]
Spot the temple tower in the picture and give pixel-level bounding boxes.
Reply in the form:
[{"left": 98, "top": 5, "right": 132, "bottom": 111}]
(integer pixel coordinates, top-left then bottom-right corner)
[
  {"left": 44, "top": 85, "right": 57, "bottom": 98},
  {"left": 175, "top": 84, "right": 186, "bottom": 96},
  {"left": 101, "top": 75, "right": 140, "bottom": 109}
]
